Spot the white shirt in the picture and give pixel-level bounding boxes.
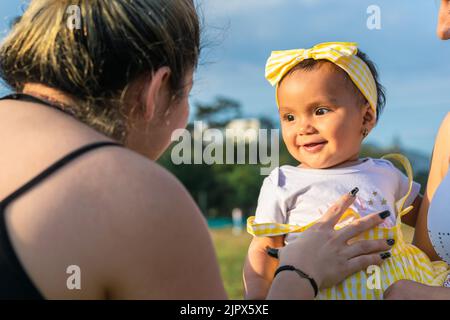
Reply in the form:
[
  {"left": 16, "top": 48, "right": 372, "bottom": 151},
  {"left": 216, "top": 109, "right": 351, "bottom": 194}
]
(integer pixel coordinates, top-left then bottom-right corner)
[{"left": 254, "top": 158, "right": 421, "bottom": 244}]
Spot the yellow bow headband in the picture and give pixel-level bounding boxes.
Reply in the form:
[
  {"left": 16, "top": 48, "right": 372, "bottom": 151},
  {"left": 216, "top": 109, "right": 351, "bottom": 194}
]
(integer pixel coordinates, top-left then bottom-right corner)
[{"left": 265, "top": 42, "right": 377, "bottom": 118}]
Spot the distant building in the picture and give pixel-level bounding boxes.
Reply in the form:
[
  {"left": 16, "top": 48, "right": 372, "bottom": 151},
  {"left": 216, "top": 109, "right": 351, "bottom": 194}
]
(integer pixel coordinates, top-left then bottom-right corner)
[{"left": 225, "top": 118, "right": 261, "bottom": 143}]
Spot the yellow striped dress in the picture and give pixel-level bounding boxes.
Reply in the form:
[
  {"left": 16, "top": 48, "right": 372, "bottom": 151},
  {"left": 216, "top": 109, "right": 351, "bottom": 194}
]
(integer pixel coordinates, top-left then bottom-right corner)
[{"left": 247, "top": 154, "right": 450, "bottom": 299}]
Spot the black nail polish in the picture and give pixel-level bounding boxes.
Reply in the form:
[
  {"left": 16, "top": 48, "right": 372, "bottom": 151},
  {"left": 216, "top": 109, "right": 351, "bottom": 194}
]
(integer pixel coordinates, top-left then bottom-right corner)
[
  {"left": 380, "top": 252, "right": 391, "bottom": 260},
  {"left": 387, "top": 239, "right": 395, "bottom": 246},
  {"left": 379, "top": 210, "right": 391, "bottom": 219},
  {"left": 267, "top": 247, "right": 279, "bottom": 259},
  {"left": 350, "top": 187, "right": 359, "bottom": 197}
]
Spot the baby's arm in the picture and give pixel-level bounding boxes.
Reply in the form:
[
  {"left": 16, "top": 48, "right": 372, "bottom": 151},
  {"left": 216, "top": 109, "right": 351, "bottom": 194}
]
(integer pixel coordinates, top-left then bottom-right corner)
[
  {"left": 243, "top": 172, "right": 286, "bottom": 299},
  {"left": 243, "top": 235, "right": 284, "bottom": 300}
]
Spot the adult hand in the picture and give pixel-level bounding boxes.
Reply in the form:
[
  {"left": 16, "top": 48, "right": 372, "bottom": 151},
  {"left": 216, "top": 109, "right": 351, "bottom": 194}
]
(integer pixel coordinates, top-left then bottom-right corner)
[{"left": 273, "top": 189, "right": 393, "bottom": 292}]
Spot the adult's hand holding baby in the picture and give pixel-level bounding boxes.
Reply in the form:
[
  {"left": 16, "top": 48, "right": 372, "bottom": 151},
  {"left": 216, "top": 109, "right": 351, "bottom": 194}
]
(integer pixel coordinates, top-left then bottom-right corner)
[{"left": 266, "top": 188, "right": 394, "bottom": 299}]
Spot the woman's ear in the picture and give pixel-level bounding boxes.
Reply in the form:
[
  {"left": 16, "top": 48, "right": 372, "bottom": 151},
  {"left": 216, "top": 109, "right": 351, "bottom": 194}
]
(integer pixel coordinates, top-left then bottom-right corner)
[{"left": 143, "top": 66, "right": 171, "bottom": 122}]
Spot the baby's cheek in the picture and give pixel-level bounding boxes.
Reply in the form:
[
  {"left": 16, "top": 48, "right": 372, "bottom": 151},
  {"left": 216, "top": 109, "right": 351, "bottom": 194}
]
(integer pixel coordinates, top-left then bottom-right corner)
[
  {"left": 327, "top": 133, "right": 358, "bottom": 163},
  {"left": 336, "top": 125, "right": 361, "bottom": 148},
  {"left": 281, "top": 126, "right": 296, "bottom": 144}
]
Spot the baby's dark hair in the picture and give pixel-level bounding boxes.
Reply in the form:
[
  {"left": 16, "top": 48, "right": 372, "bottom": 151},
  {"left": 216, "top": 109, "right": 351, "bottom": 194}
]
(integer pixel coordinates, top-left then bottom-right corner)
[{"left": 282, "top": 50, "right": 386, "bottom": 122}]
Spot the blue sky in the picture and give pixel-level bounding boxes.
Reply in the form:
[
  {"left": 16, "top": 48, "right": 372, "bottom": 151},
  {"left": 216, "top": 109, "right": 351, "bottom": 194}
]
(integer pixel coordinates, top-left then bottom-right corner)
[{"left": 0, "top": 0, "right": 449, "bottom": 156}]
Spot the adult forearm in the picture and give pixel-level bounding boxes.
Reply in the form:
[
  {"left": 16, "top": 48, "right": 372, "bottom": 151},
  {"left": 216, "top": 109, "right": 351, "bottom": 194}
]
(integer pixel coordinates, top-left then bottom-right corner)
[
  {"left": 266, "top": 271, "right": 315, "bottom": 300},
  {"left": 429, "top": 286, "right": 450, "bottom": 299}
]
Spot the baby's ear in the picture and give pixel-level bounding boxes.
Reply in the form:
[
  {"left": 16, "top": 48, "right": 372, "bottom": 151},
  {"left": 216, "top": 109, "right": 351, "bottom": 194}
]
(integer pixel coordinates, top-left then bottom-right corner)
[{"left": 362, "top": 102, "right": 376, "bottom": 129}]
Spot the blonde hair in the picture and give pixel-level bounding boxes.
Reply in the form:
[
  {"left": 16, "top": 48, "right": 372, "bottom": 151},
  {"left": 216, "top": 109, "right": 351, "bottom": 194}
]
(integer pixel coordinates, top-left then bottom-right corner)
[{"left": 0, "top": 0, "right": 200, "bottom": 142}]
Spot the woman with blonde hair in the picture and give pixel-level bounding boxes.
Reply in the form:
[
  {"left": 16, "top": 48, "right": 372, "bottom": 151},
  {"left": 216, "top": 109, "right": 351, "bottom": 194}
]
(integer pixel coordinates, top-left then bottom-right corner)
[{"left": 0, "top": 0, "right": 392, "bottom": 299}]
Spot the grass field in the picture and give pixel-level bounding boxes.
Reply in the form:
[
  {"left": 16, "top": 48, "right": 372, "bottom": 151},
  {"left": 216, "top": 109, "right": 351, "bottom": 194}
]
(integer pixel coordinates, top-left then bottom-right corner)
[
  {"left": 209, "top": 225, "right": 415, "bottom": 300},
  {"left": 209, "top": 228, "right": 252, "bottom": 300}
]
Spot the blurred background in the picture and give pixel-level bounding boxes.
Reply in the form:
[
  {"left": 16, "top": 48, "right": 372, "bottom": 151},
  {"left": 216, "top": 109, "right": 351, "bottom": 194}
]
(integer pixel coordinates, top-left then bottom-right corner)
[{"left": 0, "top": 0, "right": 448, "bottom": 299}]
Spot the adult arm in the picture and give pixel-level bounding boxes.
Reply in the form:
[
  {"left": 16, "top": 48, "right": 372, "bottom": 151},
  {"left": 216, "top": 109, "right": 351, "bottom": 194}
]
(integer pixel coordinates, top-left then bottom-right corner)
[{"left": 413, "top": 113, "right": 450, "bottom": 260}]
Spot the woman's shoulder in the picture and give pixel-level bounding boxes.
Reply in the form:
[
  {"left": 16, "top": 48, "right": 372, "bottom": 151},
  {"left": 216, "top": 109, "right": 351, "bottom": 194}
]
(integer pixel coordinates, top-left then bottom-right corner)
[
  {"left": 87, "top": 147, "right": 225, "bottom": 298},
  {"left": 52, "top": 145, "right": 219, "bottom": 298},
  {"left": 2, "top": 139, "right": 213, "bottom": 299},
  {"left": 442, "top": 112, "right": 450, "bottom": 128},
  {"left": 435, "top": 112, "right": 450, "bottom": 146},
  {"left": 88, "top": 146, "right": 203, "bottom": 225},
  {"left": 439, "top": 112, "right": 450, "bottom": 144}
]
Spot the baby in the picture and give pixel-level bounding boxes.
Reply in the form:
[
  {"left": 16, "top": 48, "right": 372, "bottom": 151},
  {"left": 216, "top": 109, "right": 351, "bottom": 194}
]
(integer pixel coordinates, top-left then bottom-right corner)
[{"left": 244, "top": 42, "right": 450, "bottom": 300}]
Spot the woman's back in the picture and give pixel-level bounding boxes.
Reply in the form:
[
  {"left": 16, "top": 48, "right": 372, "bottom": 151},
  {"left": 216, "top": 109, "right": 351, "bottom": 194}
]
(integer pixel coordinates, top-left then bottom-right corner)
[{"left": 0, "top": 98, "right": 225, "bottom": 299}]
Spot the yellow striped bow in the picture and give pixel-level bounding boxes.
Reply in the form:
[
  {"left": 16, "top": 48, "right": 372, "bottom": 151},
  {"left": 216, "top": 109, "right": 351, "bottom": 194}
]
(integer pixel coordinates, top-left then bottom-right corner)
[{"left": 265, "top": 42, "right": 377, "bottom": 117}]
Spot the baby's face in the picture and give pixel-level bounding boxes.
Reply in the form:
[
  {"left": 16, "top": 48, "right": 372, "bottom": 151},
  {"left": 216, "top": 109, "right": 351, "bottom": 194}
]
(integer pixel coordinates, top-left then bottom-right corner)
[{"left": 278, "top": 62, "right": 369, "bottom": 169}]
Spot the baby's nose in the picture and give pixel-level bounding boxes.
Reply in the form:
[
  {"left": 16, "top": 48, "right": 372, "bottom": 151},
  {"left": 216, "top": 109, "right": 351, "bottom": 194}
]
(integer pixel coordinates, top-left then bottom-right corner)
[{"left": 296, "top": 121, "right": 317, "bottom": 136}]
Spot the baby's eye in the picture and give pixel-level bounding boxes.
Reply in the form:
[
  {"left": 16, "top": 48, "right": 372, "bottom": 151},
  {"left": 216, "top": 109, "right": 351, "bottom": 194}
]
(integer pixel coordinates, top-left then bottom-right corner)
[
  {"left": 315, "top": 107, "right": 330, "bottom": 116},
  {"left": 283, "top": 114, "right": 295, "bottom": 122}
]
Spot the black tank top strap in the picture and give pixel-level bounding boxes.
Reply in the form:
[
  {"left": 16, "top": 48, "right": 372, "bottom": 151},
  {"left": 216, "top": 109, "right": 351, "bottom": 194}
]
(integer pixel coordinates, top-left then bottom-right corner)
[
  {"left": 0, "top": 141, "right": 123, "bottom": 211},
  {"left": 0, "top": 93, "right": 124, "bottom": 210}
]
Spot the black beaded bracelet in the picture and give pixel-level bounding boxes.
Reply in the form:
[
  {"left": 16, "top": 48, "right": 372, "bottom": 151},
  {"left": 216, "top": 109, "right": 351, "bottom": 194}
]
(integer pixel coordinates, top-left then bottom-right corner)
[{"left": 274, "top": 265, "right": 319, "bottom": 298}]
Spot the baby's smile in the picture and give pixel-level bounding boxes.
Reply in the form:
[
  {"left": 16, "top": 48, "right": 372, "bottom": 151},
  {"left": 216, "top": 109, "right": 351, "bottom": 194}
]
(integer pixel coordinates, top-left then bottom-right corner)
[{"left": 299, "top": 140, "right": 328, "bottom": 154}]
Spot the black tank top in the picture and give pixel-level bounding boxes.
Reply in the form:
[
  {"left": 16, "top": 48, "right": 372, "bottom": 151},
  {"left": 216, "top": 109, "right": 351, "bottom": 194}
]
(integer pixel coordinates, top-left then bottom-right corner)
[{"left": 0, "top": 93, "right": 123, "bottom": 299}]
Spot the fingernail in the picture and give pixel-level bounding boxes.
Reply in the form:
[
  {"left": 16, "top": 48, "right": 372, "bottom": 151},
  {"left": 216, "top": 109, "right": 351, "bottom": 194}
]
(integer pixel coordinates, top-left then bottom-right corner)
[
  {"left": 379, "top": 210, "right": 391, "bottom": 219},
  {"left": 387, "top": 239, "right": 395, "bottom": 246},
  {"left": 349, "top": 187, "right": 359, "bottom": 197},
  {"left": 380, "top": 252, "right": 391, "bottom": 260},
  {"left": 267, "top": 247, "right": 279, "bottom": 259}
]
